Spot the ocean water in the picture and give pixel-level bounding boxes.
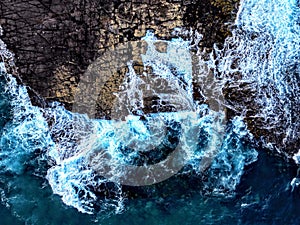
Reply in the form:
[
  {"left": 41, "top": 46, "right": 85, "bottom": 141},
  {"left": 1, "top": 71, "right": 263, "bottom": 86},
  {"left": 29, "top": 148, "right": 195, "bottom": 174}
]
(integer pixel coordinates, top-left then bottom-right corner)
[{"left": 0, "top": 0, "right": 300, "bottom": 224}]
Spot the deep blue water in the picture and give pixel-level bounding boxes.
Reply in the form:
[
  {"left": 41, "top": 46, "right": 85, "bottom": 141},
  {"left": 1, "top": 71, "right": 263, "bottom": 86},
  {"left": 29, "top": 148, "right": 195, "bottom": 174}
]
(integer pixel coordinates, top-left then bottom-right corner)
[
  {"left": 0, "top": 148, "right": 299, "bottom": 225},
  {"left": 0, "top": 0, "right": 300, "bottom": 224}
]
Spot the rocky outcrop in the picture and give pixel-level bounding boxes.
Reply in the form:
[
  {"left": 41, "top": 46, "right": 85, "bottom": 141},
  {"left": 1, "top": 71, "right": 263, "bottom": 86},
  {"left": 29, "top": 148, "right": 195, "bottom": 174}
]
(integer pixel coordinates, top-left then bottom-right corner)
[
  {"left": 1, "top": 0, "right": 299, "bottom": 161},
  {"left": 0, "top": 0, "right": 238, "bottom": 109}
]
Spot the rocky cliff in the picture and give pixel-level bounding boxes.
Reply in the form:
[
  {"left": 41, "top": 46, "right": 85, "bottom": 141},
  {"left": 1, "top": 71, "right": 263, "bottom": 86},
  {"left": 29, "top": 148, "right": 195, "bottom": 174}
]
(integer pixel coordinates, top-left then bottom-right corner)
[
  {"left": 2, "top": 0, "right": 298, "bottom": 159},
  {"left": 0, "top": 0, "right": 238, "bottom": 108}
]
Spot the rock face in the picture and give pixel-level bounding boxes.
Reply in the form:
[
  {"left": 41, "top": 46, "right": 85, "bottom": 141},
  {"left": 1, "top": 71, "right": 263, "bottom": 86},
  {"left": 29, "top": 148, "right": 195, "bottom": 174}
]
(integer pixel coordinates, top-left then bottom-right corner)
[
  {"left": 0, "top": 0, "right": 299, "bottom": 161},
  {"left": 0, "top": 0, "right": 238, "bottom": 109}
]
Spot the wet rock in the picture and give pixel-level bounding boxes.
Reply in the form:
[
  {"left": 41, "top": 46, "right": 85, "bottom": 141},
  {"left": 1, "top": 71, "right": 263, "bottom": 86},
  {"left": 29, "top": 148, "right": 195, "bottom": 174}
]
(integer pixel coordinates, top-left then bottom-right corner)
[
  {"left": 0, "top": 0, "right": 237, "bottom": 110},
  {"left": 2, "top": 0, "right": 296, "bottom": 160}
]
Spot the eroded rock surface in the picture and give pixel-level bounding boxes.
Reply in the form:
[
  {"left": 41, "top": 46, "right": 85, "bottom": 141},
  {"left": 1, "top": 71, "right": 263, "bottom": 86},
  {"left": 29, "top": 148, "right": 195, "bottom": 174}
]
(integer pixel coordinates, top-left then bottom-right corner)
[
  {"left": 0, "top": 0, "right": 238, "bottom": 109},
  {"left": 3, "top": 0, "right": 297, "bottom": 159}
]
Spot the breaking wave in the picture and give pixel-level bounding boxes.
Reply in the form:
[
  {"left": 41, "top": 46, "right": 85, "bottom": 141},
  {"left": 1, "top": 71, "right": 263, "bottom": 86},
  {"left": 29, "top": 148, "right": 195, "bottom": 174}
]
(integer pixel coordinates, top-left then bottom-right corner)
[
  {"left": 0, "top": 27, "right": 258, "bottom": 217},
  {"left": 212, "top": 0, "right": 300, "bottom": 153},
  {"left": 44, "top": 31, "right": 257, "bottom": 214}
]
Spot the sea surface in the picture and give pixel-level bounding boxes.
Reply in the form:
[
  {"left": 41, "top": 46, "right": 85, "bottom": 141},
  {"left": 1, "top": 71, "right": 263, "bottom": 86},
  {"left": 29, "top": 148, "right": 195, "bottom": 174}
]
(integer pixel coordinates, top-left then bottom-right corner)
[{"left": 0, "top": 0, "right": 300, "bottom": 224}]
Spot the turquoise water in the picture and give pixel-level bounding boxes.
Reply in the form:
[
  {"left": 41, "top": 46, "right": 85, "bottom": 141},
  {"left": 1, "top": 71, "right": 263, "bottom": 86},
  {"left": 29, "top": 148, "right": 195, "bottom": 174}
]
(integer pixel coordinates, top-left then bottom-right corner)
[{"left": 0, "top": 0, "right": 300, "bottom": 224}]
